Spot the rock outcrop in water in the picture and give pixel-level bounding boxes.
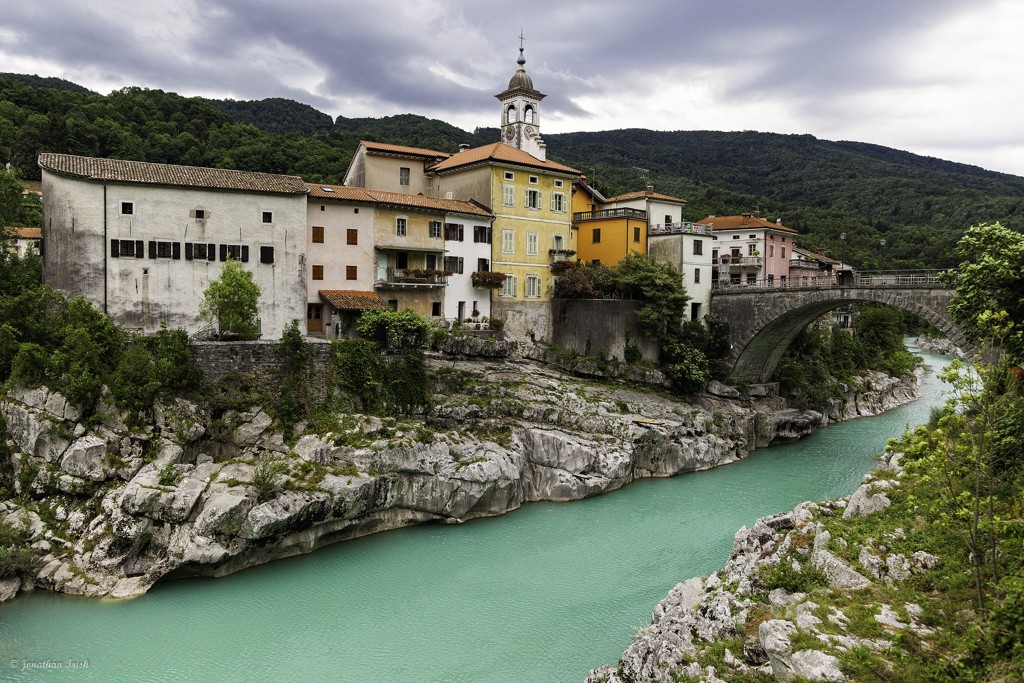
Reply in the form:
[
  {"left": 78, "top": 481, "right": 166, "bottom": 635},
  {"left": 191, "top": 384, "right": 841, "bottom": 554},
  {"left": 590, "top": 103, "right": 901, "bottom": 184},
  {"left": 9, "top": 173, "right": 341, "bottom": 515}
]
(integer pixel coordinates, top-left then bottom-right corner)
[{"left": 0, "top": 358, "right": 919, "bottom": 602}]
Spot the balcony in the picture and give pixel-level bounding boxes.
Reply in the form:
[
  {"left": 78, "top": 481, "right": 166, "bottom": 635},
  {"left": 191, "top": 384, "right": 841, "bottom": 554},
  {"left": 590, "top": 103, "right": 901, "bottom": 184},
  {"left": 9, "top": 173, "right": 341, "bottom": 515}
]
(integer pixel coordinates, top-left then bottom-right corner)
[
  {"left": 549, "top": 248, "right": 576, "bottom": 262},
  {"left": 375, "top": 267, "right": 448, "bottom": 289},
  {"left": 720, "top": 255, "right": 762, "bottom": 269},
  {"left": 573, "top": 208, "right": 648, "bottom": 222},
  {"left": 648, "top": 222, "right": 712, "bottom": 235}
]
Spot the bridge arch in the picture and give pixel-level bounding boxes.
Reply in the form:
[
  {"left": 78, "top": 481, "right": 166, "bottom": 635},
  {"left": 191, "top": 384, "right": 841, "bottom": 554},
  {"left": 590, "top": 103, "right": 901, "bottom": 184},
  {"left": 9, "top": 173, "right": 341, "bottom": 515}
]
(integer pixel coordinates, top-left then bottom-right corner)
[{"left": 710, "top": 285, "right": 971, "bottom": 383}]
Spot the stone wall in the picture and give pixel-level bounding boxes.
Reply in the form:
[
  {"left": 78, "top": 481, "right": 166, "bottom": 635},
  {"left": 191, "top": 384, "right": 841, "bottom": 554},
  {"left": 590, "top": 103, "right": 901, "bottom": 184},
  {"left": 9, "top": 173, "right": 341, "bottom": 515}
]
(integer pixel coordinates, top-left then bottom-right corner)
[
  {"left": 490, "top": 299, "right": 552, "bottom": 342},
  {"left": 551, "top": 298, "right": 659, "bottom": 363},
  {"left": 192, "top": 340, "right": 334, "bottom": 386}
]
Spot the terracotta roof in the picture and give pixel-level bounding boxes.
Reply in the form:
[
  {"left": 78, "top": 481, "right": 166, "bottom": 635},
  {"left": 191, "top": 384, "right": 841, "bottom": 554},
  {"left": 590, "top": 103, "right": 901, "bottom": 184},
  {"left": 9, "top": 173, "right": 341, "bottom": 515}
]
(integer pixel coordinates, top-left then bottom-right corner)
[
  {"left": 428, "top": 142, "right": 579, "bottom": 175},
  {"left": 4, "top": 227, "right": 41, "bottom": 239},
  {"left": 360, "top": 141, "right": 451, "bottom": 160},
  {"left": 697, "top": 214, "right": 797, "bottom": 234},
  {"left": 605, "top": 188, "right": 687, "bottom": 204},
  {"left": 38, "top": 153, "right": 308, "bottom": 194},
  {"left": 319, "top": 290, "right": 389, "bottom": 311},
  {"left": 363, "top": 189, "right": 491, "bottom": 217},
  {"left": 305, "top": 184, "right": 375, "bottom": 202},
  {"left": 308, "top": 183, "right": 492, "bottom": 217}
]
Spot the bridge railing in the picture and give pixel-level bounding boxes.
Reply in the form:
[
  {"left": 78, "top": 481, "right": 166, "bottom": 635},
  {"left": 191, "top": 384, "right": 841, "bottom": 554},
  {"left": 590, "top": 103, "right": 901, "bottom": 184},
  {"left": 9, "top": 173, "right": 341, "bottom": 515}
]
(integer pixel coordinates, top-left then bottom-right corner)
[{"left": 712, "top": 269, "right": 948, "bottom": 292}]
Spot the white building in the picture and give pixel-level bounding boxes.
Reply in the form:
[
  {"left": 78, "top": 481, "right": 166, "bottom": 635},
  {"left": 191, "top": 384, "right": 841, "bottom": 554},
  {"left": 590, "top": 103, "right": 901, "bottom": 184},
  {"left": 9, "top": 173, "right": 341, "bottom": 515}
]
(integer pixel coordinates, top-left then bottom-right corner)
[{"left": 39, "top": 153, "right": 308, "bottom": 338}]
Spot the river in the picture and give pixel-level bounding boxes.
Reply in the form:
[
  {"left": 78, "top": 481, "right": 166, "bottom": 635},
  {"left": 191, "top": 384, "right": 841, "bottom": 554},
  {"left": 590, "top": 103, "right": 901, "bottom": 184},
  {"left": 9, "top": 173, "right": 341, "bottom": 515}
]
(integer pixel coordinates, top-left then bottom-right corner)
[{"left": 0, "top": 341, "right": 952, "bottom": 682}]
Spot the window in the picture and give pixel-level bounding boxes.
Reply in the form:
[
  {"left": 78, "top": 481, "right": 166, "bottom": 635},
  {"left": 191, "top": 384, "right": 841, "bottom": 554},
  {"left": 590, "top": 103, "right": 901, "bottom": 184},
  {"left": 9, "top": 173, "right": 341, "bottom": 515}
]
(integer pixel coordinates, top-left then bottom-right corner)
[
  {"left": 444, "top": 223, "right": 464, "bottom": 241},
  {"left": 634, "top": 226, "right": 641, "bottom": 242},
  {"left": 553, "top": 179, "right": 564, "bottom": 189},
  {"left": 120, "top": 201, "right": 134, "bottom": 215},
  {"left": 525, "top": 189, "right": 541, "bottom": 209},
  {"left": 262, "top": 211, "right": 273, "bottom": 224},
  {"left": 747, "top": 273, "right": 756, "bottom": 284},
  {"left": 110, "top": 239, "right": 143, "bottom": 258},
  {"left": 592, "top": 228, "right": 601, "bottom": 244},
  {"left": 504, "top": 171, "right": 515, "bottom": 181},
  {"left": 184, "top": 242, "right": 215, "bottom": 261},
  {"left": 551, "top": 192, "right": 565, "bottom": 212},
  {"left": 693, "top": 239, "right": 703, "bottom": 255},
  {"left": 425, "top": 253, "right": 437, "bottom": 270},
  {"left": 502, "top": 229, "right": 514, "bottom": 253},
  {"left": 260, "top": 246, "right": 275, "bottom": 264},
  {"left": 149, "top": 240, "right": 180, "bottom": 259},
  {"left": 347, "top": 229, "right": 358, "bottom": 245},
  {"left": 312, "top": 226, "right": 325, "bottom": 243},
  {"left": 444, "top": 256, "right": 464, "bottom": 274},
  {"left": 399, "top": 167, "right": 410, "bottom": 186},
  {"left": 396, "top": 217, "right": 407, "bottom": 236},
  {"left": 748, "top": 234, "right": 756, "bottom": 239},
  {"left": 748, "top": 244, "right": 758, "bottom": 256},
  {"left": 312, "top": 265, "right": 324, "bottom": 280},
  {"left": 694, "top": 268, "right": 701, "bottom": 284},
  {"left": 388, "top": 299, "right": 398, "bottom": 311},
  {"left": 525, "top": 274, "right": 541, "bottom": 298},
  {"left": 664, "top": 214, "right": 672, "bottom": 226},
  {"left": 529, "top": 175, "right": 538, "bottom": 184},
  {"left": 526, "top": 232, "right": 539, "bottom": 255},
  {"left": 781, "top": 247, "right": 786, "bottom": 259},
  {"left": 354, "top": 208, "right": 359, "bottom": 214},
  {"left": 396, "top": 252, "right": 408, "bottom": 269},
  {"left": 320, "top": 205, "right": 325, "bottom": 212},
  {"left": 429, "top": 221, "right": 442, "bottom": 239},
  {"left": 733, "top": 235, "right": 740, "bottom": 240},
  {"left": 219, "top": 244, "right": 248, "bottom": 262},
  {"left": 501, "top": 274, "right": 518, "bottom": 297},
  {"left": 553, "top": 235, "right": 565, "bottom": 251},
  {"left": 473, "top": 225, "right": 492, "bottom": 243},
  {"left": 477, "top": 258, "right": 490, "bottom": 272},
  {"left": 503, "top": 185, "right": 515, "bottom": 207},
  {"left": 506, "top": 104, "right": 516, "bottom": 123},
  {"left": 346, "top": 265, "right": 357, "bottom": 280},
  {"left": 712, "top": 249, "right": 718, "bottom": 260},
  {"left": 194, "top": 209, "right": 206, "bottom": 220},
  {"left": 431, "top": 302, "right": 441, "bottom": 317},
  {"left": 524, "top": 105, "right": 534, "bottom": 124}
]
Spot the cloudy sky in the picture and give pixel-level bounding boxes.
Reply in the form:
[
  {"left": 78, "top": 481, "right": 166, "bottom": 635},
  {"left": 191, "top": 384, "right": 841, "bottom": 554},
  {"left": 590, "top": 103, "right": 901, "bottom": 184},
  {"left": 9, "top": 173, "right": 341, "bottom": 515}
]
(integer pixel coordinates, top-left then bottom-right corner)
[{"left": 2, "top": 0, "right": 1022, "bottom": 175}]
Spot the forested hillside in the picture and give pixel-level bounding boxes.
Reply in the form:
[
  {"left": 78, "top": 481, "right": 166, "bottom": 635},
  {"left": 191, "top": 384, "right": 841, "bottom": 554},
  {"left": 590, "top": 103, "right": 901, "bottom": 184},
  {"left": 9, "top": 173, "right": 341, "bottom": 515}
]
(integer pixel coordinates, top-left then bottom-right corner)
[{"left": 3, "top": 73, "right": 1022, "bottom": 268}]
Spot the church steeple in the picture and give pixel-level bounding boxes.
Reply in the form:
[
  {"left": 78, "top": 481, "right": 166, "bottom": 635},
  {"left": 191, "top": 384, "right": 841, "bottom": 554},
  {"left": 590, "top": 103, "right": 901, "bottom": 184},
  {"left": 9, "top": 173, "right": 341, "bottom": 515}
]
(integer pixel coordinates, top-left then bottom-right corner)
[{"left": 496, "top": 43, "right": 547, "bottom": 160}]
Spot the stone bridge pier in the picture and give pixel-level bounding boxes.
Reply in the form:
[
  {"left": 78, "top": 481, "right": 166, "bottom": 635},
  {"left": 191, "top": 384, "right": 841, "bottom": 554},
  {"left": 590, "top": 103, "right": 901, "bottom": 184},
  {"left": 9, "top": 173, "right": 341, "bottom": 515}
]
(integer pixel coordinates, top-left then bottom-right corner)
[{"left": 710, "top": 285, "right": 971, "bottom": 383}]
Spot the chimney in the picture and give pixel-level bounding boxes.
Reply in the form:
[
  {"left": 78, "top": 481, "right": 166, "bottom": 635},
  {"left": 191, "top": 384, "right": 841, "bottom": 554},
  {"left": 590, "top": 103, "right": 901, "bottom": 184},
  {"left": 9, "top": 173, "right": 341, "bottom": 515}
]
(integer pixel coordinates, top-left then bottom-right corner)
[
  {"left": 646, "top": 182, "right": 654, "bottom": 193},
  {"left": 776, "top": 218, "right": 782, "bottom": 225}
]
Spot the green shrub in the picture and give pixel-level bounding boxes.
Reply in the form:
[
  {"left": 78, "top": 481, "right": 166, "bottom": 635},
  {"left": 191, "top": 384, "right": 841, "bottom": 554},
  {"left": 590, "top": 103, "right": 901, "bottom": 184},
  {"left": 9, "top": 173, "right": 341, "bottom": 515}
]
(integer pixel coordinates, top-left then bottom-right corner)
[
  {"left": 356, "top": 308, "right": 433, "bottom": 350},
  {"left": 250, "top": 459, "right": 285, "bottom": 502},
  {"left": 758, "top": 559, "right": 828, "bottom": 593}
]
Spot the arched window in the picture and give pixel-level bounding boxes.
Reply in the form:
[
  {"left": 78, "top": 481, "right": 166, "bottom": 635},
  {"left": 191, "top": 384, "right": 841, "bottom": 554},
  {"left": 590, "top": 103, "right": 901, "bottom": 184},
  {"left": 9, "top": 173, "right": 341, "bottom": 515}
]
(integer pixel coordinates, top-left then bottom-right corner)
[
  {"left": 524, "top": 105, "right": 535, "bottom": 124},
  {"left": 507, "top": 105, "right": 517, "bottom": 124}
]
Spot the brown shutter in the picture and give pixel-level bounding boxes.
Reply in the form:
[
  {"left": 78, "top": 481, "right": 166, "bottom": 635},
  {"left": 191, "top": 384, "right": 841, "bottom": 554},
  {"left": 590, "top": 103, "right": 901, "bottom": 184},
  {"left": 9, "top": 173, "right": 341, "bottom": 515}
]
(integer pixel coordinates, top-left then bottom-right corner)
[{"left": 111, "top": 239, "right": 119, "bottom": 258}]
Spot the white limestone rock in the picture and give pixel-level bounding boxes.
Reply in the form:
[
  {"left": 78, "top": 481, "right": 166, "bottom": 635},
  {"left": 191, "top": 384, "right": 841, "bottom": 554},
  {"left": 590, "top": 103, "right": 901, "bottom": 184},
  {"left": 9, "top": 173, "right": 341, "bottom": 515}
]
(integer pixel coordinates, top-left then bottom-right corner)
[
  {"left": 843, "top": 480, "right": 893, "bottom": 518},
  {"left": 0, "top": 576, "right": 21, "bottom": 603},
  {"left": 760, "top": 619, "right": 845, "bottom": 682},
  {"left": 60, "top": 434, "right": 110, "bottom": 481}
]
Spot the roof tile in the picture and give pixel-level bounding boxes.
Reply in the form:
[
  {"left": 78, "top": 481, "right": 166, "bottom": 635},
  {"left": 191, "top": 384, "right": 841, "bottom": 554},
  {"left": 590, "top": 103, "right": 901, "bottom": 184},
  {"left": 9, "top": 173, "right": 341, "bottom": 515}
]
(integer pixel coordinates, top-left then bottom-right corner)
[
  {"left": 38, "top": 153, "right": 308, "bottom": 194},
  {"left": 428, "top": 142, "right": 579, "bottom": 175},
  {"left": 319, "top": 290, "right": 389, "bottom": 311}
]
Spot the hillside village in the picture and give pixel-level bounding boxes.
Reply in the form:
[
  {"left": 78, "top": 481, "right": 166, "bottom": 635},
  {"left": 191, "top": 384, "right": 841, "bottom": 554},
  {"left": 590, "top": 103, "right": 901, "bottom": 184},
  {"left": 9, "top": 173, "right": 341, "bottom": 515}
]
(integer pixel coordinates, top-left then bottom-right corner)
[{"left": 35, "top": 48, "right": 844, "bottom": 345}]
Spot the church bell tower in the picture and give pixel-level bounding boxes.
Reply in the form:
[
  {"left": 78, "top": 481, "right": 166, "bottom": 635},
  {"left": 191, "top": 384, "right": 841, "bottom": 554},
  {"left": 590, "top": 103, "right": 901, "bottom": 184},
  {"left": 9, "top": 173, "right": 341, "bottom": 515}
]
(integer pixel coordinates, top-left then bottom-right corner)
[{"left": 496, "top": 46, "right": 547, "bottom": 160}]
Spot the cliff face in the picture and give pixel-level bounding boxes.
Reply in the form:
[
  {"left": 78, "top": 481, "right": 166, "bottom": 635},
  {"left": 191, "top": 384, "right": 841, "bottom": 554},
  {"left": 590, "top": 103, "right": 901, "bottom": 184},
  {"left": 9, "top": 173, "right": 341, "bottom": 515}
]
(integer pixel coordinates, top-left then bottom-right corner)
[{"left": 0, "top": 358, "right": 920, "bottom": 602}]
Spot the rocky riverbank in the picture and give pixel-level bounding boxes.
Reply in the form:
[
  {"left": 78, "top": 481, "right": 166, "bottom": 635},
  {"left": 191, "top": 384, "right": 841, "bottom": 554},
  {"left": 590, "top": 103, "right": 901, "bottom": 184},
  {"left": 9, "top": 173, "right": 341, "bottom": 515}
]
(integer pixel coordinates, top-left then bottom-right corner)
[
  {"left": 914, "top": 334, "right": 968, "bottom": 360},
  {"left": 585, "top": 434, "right": 939, "bottom": 683},
  {"left": 0, "top": 358, "right": 920, "bottom": 603}
]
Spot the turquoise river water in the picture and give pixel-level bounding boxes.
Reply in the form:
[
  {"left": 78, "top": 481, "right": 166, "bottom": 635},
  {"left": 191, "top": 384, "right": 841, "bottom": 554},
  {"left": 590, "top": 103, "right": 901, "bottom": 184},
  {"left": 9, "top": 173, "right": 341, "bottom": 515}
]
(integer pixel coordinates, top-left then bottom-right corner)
[{"left": 0, "top": 342, "right": 952, "bottom": 682}]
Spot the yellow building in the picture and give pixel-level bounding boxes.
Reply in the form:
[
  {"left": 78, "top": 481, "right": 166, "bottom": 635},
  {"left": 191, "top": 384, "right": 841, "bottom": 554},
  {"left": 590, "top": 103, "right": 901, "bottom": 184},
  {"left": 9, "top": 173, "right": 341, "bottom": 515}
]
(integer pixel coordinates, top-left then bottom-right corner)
[
  {"left": 572, "top": 183, "right": 690, "bottom": 267},
  {"left": 430, "top": 143, "right": 577, "bottom": 304}
]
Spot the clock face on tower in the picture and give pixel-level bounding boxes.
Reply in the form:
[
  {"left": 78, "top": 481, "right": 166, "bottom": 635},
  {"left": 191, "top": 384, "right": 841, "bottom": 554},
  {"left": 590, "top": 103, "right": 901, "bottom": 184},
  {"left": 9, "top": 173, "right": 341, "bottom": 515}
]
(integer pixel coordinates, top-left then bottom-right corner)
[
  {"left": 504, "top": 127, "right": 515, "bottom": 140},
  {"left": 524, "top": 126, "right": 534, "bottom": 136}
]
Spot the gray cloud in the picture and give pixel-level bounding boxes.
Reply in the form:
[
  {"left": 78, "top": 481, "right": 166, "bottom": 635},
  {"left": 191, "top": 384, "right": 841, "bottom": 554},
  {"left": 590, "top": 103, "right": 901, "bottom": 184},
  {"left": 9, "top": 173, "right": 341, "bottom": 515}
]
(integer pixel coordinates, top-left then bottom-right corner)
[{"left": 1, "top": 0, "right": 1019, "bottom": 173}]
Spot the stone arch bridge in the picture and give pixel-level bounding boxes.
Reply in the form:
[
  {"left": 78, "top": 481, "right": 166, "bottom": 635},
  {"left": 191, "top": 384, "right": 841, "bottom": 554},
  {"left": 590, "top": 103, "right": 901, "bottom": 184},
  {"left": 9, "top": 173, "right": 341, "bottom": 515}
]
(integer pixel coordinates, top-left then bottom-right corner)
[{"left": 710, "top": 273, "right": 970, "bottom": 383}]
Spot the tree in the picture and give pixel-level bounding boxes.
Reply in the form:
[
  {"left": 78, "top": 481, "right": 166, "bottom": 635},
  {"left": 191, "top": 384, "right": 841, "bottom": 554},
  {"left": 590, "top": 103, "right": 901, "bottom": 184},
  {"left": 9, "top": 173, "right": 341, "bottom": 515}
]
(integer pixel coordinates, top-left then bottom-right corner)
[
  {"left": 941, "top": 222, "right": 1024, "bottom": 360},
  {"left": 201, "top": 258, "right": 260, "bottom": 340}
]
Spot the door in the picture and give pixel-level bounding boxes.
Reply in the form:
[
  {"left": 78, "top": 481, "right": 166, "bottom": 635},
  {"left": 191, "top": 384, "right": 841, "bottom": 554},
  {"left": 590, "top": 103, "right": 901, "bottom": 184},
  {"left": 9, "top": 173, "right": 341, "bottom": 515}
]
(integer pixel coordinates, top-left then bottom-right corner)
[{"left": 307, "top": 303, "right": 323, "bottom": 332}]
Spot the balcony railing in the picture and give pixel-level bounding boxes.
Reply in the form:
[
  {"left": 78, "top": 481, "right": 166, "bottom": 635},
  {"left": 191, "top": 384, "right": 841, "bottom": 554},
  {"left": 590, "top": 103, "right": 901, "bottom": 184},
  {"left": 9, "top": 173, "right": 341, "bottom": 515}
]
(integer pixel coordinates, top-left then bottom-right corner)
[
  {"left": 376, "top": 266, "right": 448, "bottom": 288},
  {"left": 790, "top": 259, "right": 822, "bottom": 270},
  {"left": 573, "top": 208, "right": 648, "bottom": 221},
  {"left": 648, "top": 222, "right": 712, "bottom": 235},
  {"left": 549, "top": 248, "right": 576, "bottom": 262},
  {"left": 719, "top": 256, "right": 762, "bottom": 268}
]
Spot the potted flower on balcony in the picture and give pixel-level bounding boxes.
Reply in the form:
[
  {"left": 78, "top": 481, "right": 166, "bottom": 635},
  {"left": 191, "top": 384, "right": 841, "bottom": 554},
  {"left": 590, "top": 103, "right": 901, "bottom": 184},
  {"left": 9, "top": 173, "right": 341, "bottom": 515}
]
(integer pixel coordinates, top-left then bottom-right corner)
[
  {"left": 550, "top": 259, "right": 577, "bottom": 276},
  {"left": 471, "top": 271, "right": 508, "bottom": 289}
]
